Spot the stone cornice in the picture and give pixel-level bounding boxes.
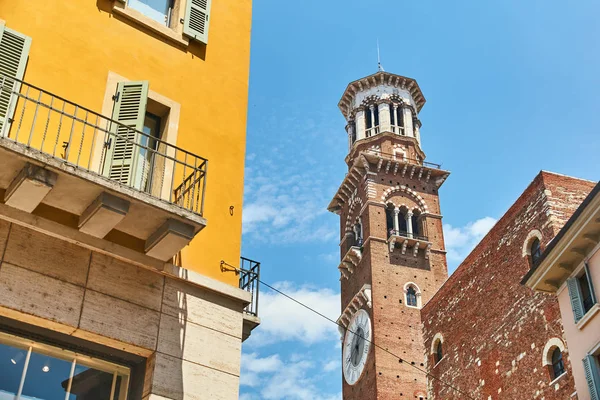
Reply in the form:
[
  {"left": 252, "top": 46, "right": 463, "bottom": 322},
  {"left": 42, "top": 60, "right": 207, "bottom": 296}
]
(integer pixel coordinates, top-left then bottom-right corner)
[
  {"left": 328, "top": 150, "right": 450, "bottom": 214},
  {"left": 338, "top": 72, "right": 426, "bottom": 119}
]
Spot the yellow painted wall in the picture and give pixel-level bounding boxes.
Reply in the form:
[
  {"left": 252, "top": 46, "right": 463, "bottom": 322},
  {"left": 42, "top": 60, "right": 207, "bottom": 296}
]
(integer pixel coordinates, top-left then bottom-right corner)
[{"left": 0, "top": 0, "right": 252, "bottom": 286}]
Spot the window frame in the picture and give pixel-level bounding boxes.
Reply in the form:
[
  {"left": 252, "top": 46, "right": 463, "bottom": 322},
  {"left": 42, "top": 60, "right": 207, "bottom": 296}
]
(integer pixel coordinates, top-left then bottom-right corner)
[
  {"left": 112, "top": 0, "right": 190, "bottom": 47},
  {"left": 93, "top": 71, "right": 181, "bottom": 202},
  {"left": 431, "top": 333, "right": 444, "bottom": 367},
  {"left": 403, "top": 282, "right": 422, "bottom": 309},
  {"left": 530, "top": 237, "right": 542, "bottom": 265},
  {"left": 550, "top": 347, "right": 565, "bottom": 380},
  {"left": 0, "top": 330, "right": 131, "bottom": 399}
]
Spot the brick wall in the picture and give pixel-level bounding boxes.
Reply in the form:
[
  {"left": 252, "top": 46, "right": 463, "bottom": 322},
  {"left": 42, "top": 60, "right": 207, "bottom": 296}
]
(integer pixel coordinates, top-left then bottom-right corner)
[
  {"left": 421, "top": 171, "right": 595, "bottom": 400},
  {"left": 339, "top": 134, "right": 449, "bottom": 399}
]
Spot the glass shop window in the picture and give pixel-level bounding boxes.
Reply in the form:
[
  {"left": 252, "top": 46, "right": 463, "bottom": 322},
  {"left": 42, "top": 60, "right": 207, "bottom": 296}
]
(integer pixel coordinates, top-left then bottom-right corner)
[{"left": 0, "top": 332, "right": 129, "bottom": 400}]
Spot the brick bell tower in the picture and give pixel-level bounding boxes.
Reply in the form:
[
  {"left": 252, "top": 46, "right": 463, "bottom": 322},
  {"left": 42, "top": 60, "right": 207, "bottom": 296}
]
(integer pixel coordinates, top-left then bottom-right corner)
[{"left": 328, "top": 71, "right": 450, "bottom": 400}]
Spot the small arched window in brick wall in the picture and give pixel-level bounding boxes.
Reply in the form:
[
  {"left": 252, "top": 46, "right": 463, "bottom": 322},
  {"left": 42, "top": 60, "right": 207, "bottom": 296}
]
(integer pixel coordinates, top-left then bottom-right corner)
[{"left": 523, "top": 229, "right": 543, "bottom": 268}]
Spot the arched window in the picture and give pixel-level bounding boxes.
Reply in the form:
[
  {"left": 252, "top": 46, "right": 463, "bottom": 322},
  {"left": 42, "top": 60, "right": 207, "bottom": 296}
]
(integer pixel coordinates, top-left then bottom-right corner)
[
  {"left": 412, "top": 210, "right": 421, "bottom": 237},
  {"left": 542, "top": 338, "right": 566, "bottom": 381},
  {"left": 404, "top": 283, "right": 421, "bottom": 308},
  {"left": 551, "top": 347, "right": 565, "bottom": 379},
  {"left": 523, "top": 230, "right": 543, "bottom": 267},
  {"left": 399, "top": 209, "right": 407, "bottom": 233},
  {"left": 530, "top": 238, "right": 541, "bottom": 265},
  {"left": 386, "top": 205, "right": 395, "bottom": 236},
  {"left": 365, "top": 107, "right": 372, "bottom": 129},
  {"left": 406, "top": 286, "right": 417, "bottom": 307},
  {"left": 435, "top": 341, "right": 443, "bottom": 364}
]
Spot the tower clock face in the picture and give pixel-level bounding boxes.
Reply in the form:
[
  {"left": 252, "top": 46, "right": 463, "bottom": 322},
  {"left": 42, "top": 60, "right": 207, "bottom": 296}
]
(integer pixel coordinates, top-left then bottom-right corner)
[{"left": 343, "top": 309, "right": 372, "bottom": 385}]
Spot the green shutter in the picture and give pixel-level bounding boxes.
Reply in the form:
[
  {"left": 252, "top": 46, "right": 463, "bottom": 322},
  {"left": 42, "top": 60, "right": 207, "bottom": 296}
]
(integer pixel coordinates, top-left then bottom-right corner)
[
  {"left": 183, "top": 0, "right": 211, "bottom": 44},
  {"left": 102, "top": 81, "right": 149, "bottom": 190},
  {"left": 567, "top": 277, "right": 585, "bottom": 323},
  {"left": 583, "top": 355, "right": 600, "bottom": 400},
  {"left": 0, "top": 25, "right": 32, "bottom": 135}
]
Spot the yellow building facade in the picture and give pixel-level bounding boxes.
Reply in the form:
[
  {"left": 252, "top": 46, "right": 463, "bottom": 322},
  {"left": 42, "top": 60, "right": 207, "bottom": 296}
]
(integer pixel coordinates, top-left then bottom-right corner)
[
  {"left": 0, "top": 1, "right": 258, "bottom": 398},
  {"left": 1, "top": 0, "right": 251, "bottom": 284}
]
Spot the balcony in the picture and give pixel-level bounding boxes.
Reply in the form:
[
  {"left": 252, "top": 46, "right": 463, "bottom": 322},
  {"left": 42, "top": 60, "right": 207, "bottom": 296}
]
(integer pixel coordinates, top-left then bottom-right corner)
[
  {"left": 0, "top": 73, "right": 207, "bottom": 262},
  {"left": 222, "top": 257, "right": 261, "bottom": 341},
  {"left": 387, "top": 230, "right": 432, "bottom": 258}
]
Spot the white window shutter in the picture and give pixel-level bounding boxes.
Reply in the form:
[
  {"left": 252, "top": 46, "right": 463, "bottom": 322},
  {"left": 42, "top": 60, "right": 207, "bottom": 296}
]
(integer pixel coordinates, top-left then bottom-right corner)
[
  {"left": 102, "top": 81, "right": 149, "bottom": 190},
  {"left": 183, "top": 0, "right": 212, "bottom": 44},
  {"left": 567, "top": 277, "right": 585, "bottom": 323},
  {"left": 583, "top": 355, "right": 600, "bottom": 400},
  {"left": 0, "top": 25, "right": 32, "bottom": 136}
]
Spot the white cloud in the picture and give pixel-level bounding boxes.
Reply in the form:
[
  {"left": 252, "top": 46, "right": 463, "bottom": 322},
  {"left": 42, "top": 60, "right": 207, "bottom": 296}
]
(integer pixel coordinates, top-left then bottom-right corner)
[
  {"left": 245, "top": 282, "right": 340, "bottom": 347},
  {"left": 443, "top": 216, "right": 497, "bottom": 270},
  {"left": 242, "top": 102, "right": 342, "bottom": 245},
  {"left": 241, "top": 353, "right": 342, "bottom": 400},
  {"left": 322, "top": 359, "right": 340, "bottom": 372}
]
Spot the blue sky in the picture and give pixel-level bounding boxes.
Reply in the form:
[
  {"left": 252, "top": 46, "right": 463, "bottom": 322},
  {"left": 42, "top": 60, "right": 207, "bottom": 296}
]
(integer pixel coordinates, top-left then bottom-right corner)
[{"left": 239, "top": 1, "right": 600, "bottom": 398}]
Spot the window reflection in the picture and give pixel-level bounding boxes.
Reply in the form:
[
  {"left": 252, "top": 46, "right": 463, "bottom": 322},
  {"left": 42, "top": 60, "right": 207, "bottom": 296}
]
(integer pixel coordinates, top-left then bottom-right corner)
[
  {"left": 0, "top": 342, "right": 24, "bottom": 398},
  {"left": 21, "top": 350, "right": 73, "bottom": 400},
  {"left": 69, "top": 365, "right": 121, "bottom": 400},
  {"left": 0, "top": 332, "right": 129, "bottom": 400}
]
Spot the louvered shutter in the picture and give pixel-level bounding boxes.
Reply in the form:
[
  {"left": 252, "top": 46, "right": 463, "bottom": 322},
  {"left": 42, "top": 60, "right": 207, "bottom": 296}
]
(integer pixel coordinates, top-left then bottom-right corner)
[
  {"left": 102, "top": 81, "right": 148, "bottom": 190},
  {"left": 567, "top": 277, "right": 585, "bottom": 323},
  {"left": 183, "top": 0, "right": 212, "bottom": 44},
  {"left": 583, "top": 355, "right": 600, "bottom": 400},
  {"left": 0, "top": 25, "right": 32, "bottom": 136}
]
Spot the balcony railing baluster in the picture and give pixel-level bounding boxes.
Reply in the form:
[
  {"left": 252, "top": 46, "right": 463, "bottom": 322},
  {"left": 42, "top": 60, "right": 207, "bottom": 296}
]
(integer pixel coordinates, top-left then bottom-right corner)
[
  {"left": 0, "top": 72, "right": 208, "bottom": 216},
  {"left": 239, "top": 257, "right": 260, "bottom": 317}
]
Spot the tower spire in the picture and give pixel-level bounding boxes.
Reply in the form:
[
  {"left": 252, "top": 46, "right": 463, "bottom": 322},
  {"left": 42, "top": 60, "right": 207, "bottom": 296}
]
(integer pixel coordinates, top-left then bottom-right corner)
[{"left": 377, "top": 39, "right": 384, "bottom": 72}]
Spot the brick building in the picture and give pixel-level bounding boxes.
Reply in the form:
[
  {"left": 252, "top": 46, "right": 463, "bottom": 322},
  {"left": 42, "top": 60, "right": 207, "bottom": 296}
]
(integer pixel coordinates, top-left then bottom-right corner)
[
  {"left": 328, "top": 71, "right": 450, "bottom": 399},
  {"left": 421, "top": 171, "right": 596, "bottom": 399}
]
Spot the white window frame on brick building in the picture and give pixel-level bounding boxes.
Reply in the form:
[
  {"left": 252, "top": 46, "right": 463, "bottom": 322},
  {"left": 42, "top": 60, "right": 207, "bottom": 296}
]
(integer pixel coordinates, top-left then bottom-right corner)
[
  {"left": 404, "top": 282, "right": 422, "bottom": 309},
  {"left": 542, "top": 337, "right": 567, "bottom": 383},
  {"left": 523, "top": 229, "right": 543, "bottom": 267},
  {"left": 431, "top": 332, "right": 444, "bottom": 367}
]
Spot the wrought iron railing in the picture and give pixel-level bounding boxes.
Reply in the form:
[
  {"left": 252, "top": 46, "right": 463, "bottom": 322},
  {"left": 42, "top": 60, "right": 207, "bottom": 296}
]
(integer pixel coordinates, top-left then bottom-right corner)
[
  {"left": 366, "top": 150, "right": 442, "bottom": 169},
  {"left": 0, "top": 73, "right": 207, "bottom": 215},
  {"left": 388, "top": 229, "right": 429, "bottom": 242},
  {"left": 239, "top": 257, "right": 260, "bottom": 317}
]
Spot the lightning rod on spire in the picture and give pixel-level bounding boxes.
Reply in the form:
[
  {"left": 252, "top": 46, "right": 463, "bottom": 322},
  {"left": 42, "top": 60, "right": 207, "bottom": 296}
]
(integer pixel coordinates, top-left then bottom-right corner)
[{"left": 377, "top": 39, "right": 384, "bottom": 72}]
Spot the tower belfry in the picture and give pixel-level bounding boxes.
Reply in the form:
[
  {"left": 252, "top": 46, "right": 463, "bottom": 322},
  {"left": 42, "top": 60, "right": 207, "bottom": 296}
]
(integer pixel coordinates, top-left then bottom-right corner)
[{"left": 328, "top": 71, "right": 450, "bottom": 399}]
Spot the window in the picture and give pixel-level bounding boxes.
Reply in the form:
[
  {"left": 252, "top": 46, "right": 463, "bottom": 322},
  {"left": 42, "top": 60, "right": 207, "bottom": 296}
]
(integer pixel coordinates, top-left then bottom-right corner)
[
  {"left": 406, "top": 286, "right": 417, "bottom": 307},
  {"left": 386, "top": 205, "right": 395, "bottom": 236},
  {"left": 435, "top": 341, "right": 443, "bottom": 364},
  {"left": 0, "top": 331, "right": 129, "bottom": 399},
  {"left": 412, "top": 210, "right": 421, "bottom": 237},
  {"left": 96, "top": 73, "right": 182, "bottom": 202},
  {"left": 567, "top": 262, "right": 598, "bottom": 323},
  {"left": 530, "top": 238, "right": 542, "bottom": 265},
  {"left": 114, "top": 0, "right": 212, "bottom": 45},
  {"left": 580, "top": 272, "right": 595, "bottom": 313},
  {"left": 583, "top": 352, "right": 600, "bottom": 398},
  {"left": 396, "top": 105, "right": 404, "bottom": 128},
  {"left": 551, "top": 347, "right": 565, "bottom": 379},
  {"left": 365, "top": 108, "right": 372, "bottom": 129},
  {"left": 399, "top": 210, "right": 407, "bottom": 232},
  {"left": 128, "top": 0, "right": 175, "bottom": 26},
  {"left": 431, "top": 333, "right": 444, "bottom": 366},
  {"left": 404, "top": 283, "right": 421, "bottom": 308},
  {"left": 139, "top": 112, "right": 162, "bottom": 192}
]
